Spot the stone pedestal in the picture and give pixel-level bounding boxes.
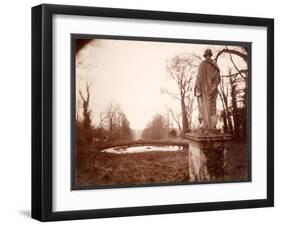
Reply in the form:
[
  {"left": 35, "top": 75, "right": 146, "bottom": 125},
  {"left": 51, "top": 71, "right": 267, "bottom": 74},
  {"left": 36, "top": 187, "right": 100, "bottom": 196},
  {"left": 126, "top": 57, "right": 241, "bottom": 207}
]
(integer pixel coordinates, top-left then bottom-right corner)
[{"left": 185, "top": 130, "right": 231, "bottom": 182}]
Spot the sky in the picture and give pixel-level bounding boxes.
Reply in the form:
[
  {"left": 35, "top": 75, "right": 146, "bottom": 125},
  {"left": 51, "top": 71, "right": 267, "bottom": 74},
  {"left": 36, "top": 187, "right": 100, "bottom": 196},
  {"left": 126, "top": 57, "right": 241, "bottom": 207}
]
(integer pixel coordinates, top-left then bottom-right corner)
[{"left": 76, "top": 38, "right": 246, "bottom": 130}]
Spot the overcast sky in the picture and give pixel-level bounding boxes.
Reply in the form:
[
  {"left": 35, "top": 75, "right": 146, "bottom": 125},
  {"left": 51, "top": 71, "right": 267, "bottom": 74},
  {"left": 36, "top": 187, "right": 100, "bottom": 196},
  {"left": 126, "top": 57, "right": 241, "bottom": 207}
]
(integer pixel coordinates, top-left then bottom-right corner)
[{"left": 76, "top": 38, "right": 245, "bottom": 130}]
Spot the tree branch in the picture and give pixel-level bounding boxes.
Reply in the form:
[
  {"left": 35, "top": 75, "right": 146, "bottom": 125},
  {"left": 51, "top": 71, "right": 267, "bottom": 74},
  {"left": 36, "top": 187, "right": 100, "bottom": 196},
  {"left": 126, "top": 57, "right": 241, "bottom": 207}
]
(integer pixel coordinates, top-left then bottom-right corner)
[
  {"left": 161, "top": 88, "right": 181, "bottom": 101},
  {"left": 221, "top": 69, "right": 248, "bottom": 78},
  {"left": 226, "top": 47, "right": 246, "bottom": 81},
  {"left": 166, "top": 107, "right": 183, "bottom": 135},
  {"left": 214, "top": 48, "right": 248, "bottom": 63}
]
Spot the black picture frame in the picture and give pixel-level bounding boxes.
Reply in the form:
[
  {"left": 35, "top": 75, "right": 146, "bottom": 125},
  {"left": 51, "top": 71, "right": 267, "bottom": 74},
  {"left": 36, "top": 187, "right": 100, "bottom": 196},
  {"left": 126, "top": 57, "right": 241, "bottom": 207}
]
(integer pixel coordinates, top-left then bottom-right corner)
[{"left": 32, "top": 3, "right": 274, "bottom": 222}]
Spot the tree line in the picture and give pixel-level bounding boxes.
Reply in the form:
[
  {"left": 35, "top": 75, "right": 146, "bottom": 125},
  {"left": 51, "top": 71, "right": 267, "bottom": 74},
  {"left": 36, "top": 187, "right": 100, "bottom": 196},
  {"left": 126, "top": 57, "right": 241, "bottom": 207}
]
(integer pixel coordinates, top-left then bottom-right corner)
[
  {"left": 141, "top": 114, "right": 177, "bottom": 140},
  {"left": 76, "top": 83, "right": 133, "bottom": 145}
]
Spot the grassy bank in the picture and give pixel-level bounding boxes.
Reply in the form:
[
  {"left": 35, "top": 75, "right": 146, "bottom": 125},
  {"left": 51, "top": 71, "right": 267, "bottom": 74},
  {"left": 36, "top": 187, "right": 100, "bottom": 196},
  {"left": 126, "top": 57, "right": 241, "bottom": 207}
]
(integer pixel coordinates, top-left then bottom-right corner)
[{"left": 75, "top": 141, "right": 248, "bottom": 187}]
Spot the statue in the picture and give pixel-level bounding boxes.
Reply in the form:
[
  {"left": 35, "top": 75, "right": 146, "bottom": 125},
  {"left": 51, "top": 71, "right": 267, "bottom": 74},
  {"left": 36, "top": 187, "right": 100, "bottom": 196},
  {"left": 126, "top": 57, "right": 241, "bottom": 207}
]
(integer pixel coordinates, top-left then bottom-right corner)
[
  {"left": 194, "top": 49, "right": 221, "bottom": 130},
  {"left": 187, "top": 49, "right": 230, "bottom": 181}
]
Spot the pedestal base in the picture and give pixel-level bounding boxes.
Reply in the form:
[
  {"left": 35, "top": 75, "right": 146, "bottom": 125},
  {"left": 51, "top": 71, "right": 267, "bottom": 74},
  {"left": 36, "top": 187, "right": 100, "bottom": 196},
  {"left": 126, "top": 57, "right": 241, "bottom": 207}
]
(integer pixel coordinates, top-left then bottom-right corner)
[{"left": 185, "top": 131, "right": 231, "bottom": 181}]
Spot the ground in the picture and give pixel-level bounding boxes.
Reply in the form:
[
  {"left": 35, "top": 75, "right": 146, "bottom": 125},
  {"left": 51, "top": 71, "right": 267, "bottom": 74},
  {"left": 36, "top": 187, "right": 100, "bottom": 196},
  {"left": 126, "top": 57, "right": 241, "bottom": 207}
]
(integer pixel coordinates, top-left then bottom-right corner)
[{"left": 75, "top": 141, "right": 248, "bottom": 187}]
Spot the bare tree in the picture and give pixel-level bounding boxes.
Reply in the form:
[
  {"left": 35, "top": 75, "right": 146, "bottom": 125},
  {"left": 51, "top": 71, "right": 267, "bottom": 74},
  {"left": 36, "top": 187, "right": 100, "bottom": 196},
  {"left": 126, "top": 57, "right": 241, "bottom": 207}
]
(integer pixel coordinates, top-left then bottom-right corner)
[
  {"left": 97, "top": 112, "right": 107, "bottom": 129},
  {"left": 215, "top": 46, "right": 248, "bottom": 140},
  {"left": 79, "top": 82, "right": 94, "bottom": 143},
  {"left": 166, "top": 107, "right": 183, "bottom": 136},
  {"left": 163, "top": 53, "right": 198, "bottom": 136},
  {"left": 93, "top": 112, "right": 108, "bottom": 139},
  {"left": 104, "top": 102, "right": 121, "bottom": 132},
  {"left": 218, "top": 70, "right": 233, "bottom": 134},
  {"left": 104, "top": 102, "right": 132, "bottom": 141}
]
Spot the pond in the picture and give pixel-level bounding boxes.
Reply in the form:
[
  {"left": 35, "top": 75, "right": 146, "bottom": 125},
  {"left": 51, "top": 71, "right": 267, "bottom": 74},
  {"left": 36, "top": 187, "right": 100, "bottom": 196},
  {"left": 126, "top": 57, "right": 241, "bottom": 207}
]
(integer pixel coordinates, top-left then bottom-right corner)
[{"left": 101, "top": 145, "right": 188, "bottom": 154}]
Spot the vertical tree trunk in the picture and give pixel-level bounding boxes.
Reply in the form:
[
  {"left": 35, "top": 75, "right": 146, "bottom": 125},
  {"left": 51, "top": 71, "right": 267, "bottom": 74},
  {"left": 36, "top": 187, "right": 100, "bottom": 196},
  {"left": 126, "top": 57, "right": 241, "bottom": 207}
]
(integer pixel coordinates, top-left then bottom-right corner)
[
  {"left": 230, "top": 77, "right": 238, "bottom": 140},
  {"left": 223, "top": 92, "right": 234, "bottom": 135},
  {"left": 218, "top": 91, "right": 229, "bottom": 133},
  {"left": 222, "top": 111, "right": 228, "bottom": 133},
  {"left": 79, "top": 83, "right": 94, "bottom": 144},
  {"left": 181, "top": 98, "right": 188, "bottom": 136},
  {"left": 218, "top": 88, "right": 234, "bottom": 134},
  {"left": 188, "top": 97, "right": 194, "bottom": 129}
]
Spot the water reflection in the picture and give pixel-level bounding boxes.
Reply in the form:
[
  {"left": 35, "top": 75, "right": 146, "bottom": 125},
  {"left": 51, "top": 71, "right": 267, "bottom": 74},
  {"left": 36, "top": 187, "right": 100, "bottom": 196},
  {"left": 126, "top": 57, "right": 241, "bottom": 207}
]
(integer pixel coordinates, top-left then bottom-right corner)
[{"left": 102, "top": 145, "right": 187, "bottom": 154}]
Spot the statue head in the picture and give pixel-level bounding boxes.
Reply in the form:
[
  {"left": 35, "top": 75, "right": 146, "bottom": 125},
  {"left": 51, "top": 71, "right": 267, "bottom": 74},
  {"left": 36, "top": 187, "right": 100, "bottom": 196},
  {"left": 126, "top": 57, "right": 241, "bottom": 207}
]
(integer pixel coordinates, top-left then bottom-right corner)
[{"left": 203, "top": 49, "right": 213, "bottom": 58}]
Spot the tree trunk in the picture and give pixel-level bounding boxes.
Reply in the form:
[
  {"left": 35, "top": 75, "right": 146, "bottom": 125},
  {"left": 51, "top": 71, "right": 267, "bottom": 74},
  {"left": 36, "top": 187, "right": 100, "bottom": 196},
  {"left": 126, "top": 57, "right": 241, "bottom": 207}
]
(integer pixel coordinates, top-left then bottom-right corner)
[
  {"left": 181, "top": 98, "right": 188, "bottom": 136},
  {"left": 230, "top": 77, "right": 238, "bottom": 139},
  {"left": 218, "top": 91, "right": 229, "bottom": 133},
  {"left": 223, "top": 92, "right": 234, "bottom": 135}
]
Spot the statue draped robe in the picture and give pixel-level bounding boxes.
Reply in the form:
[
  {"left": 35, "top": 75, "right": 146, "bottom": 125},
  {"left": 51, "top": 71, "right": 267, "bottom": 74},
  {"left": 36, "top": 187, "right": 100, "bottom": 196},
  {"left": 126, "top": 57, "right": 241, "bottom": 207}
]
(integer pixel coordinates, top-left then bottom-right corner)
[{"left": 194, "top": 58, "right": 221, "bottom": 129}]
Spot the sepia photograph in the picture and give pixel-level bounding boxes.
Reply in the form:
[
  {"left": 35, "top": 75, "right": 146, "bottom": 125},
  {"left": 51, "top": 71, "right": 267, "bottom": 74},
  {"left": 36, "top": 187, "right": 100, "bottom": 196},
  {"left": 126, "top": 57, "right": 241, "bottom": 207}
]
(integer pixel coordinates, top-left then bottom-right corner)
[{"left": 72, "top": 35, "right": 251, "bottom": 189}]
